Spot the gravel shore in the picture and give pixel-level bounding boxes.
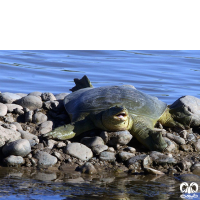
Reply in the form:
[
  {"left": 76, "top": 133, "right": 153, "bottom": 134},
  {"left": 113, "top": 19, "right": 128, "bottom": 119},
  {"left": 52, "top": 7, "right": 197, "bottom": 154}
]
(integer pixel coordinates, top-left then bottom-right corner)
[{"left": 1, "top": 91, "right": 200, "bottom": 176}]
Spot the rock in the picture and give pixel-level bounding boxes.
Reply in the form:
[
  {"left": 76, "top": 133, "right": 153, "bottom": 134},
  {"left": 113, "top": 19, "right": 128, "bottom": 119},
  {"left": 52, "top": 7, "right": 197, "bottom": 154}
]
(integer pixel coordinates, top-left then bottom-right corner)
[
  {"left": 19, "top": 130, "right": 39, "bottom": 146},
  {"left": 16, "top": 93, "right": 27, "bottom": 98},
  {"left": 5, "top": 104, "right": 23, "bottom": 113},
  {"left": 170, "top": 95, "right": 200, "bottom": 127},
  {"left": 107, "top": 147, "right": 115, "bottom": 152},
  {"left": 53, "top": 152, "right": 64, "bottom": 161},
  {"left": 15, "top": 95, "right": 43, "bottom": 110},
  {"left": 178, "top": 174, "right": 200, "bottom": 182},
  {"left": 123, "top": 146, "right": 136, "bottom": 153},
  {"left": 0, "top": 103, "right": 7, "bottom": 116},
  {"left": 0, "top": 126, "right": 21, "bottom": 147},
  {"left": 164, "top": 137, "right": 178, "bottom": 152},
  {"left": 11, "top": 122, "right": 23, "bottom": 131},
  {"left": 143, "top": 155, "right": 153, "bottom": 168},
  {"left": 180, "top": 144, "right": 193, "bottom": 152},
  {"left": 118, "top": 151, "right": 135, "bottom": 161},
  {"left": 2, "top": 139, "right": 31, "bottom": 157},
  {"left": 34, "top": 151, "right": 57, "bottom": 168},
  {"left": 4, "top": 155, "right": 24, "bottom": 167},
  {"left": 32, "top": 172, "right": 57, "bottom": 181},
  {"left": 64, "top": 142, "right": 93, "bottom": 161},
  {"left": 92, "top": 144, "right": 108, "bottom": 155},
  {"left": 47, "top": 139, "right": 57, "bottom": 149},
  {"left": 25, "top": 110, "right": 33, "bottom": 123},
  {"left": 127, "top": 154, "right": 147, "bottom": 168},
  {"left": 101, "top": 130, "right": 132, "bottom": 146},
  {"left": 56, "top": 142, "right": 66, "bottom": 148},
  {"left": 32, "top": 112, "right": 47, "bottom": 124},
  {"left": 39, "top": 121, "right": 53, "bottom": 134},
  {"left": 55, "top": 93, "right": 69, "bottom": 100},
  {"left": 179, "top": 130, "right": 188, "bottom": 139},
  {"left": 144, "top": 167, "right": 165, "bottom": 175},
  {"left": 193, "top": 139, "right": 200, "bottom": 151},
  {"left": 191, "top": 163, "right": 200, "bottom": 174},
  {"left": 79, "top": 162, "right": 97, "bottom": 174},
  {"left": 150, "top": 151, "right": 177, "bottom": 165},
  {"left": 187, "top": 134, "right": 197, "bottom": 142},
  {"left": 99, "top": 151, "right": 116, "bottom": 162},
  {"left": 178, "top": 160, "right": 192, "bottom": 171},
  {"left": 0, "top": 92, "right": 21, "bottom": 104},
  {"left": 166, "top": 133, "right": 185, "bottom": 145},
  {"left": 80, "top": 136, "right": 105, "bottom": 148},
  {"left": 4, "top": 113, "right": 15, "bottom": 123},
  {"left": 28, "top": 91, "right": 42, "bottom": 97},
  {"left": 3, "top": 123, "right": 17, "bottom": 131},
  {"left": 41, "top": 92, "right": 56, "bottom": 101}
]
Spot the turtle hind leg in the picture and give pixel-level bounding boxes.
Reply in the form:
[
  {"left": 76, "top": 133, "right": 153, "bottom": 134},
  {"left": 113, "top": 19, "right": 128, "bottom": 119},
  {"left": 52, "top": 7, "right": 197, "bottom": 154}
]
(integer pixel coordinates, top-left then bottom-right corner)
[
  {"left": 130, "top": 117, "right": 168, "bottom": 152},
  {"left": 70, "top": 75, "right": 93, "bottom": 92}
]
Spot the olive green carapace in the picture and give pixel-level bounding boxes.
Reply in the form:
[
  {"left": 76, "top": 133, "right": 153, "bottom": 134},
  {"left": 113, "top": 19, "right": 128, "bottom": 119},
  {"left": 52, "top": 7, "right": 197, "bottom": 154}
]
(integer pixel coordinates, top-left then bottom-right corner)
[{"left": 44, "top": 76, "right": 186, "bottom": 152}]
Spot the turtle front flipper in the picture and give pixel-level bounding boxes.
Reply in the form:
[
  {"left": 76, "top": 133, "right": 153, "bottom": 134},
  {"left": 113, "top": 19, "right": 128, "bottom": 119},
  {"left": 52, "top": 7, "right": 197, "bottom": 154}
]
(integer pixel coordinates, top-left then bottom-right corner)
[
  {"left": 43, "top": 118, "right": 96, "bottom": 140},
  {"left": 130, "top": 116, "right": 168, "bottom": 152}
]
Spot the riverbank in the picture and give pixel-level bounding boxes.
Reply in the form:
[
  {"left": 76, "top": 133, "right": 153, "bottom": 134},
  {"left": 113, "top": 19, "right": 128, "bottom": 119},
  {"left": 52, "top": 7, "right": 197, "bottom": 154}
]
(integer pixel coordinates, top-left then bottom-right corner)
[{"left": 1, "top": 91, "right": 200, "bottom": 177}]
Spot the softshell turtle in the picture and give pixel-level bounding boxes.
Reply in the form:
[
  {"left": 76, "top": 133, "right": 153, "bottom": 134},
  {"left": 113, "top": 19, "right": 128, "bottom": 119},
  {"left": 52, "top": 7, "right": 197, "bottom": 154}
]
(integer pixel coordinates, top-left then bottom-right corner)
[{"left": 44, "top": 76, "right": 189, "bottom": 152}]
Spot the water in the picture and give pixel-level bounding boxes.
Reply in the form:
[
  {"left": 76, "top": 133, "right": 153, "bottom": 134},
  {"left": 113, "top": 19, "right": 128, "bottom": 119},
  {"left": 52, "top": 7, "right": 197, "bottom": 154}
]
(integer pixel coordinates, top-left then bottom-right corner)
[{"left": 0, "top": 50, "right": 200, "bottom": 199}]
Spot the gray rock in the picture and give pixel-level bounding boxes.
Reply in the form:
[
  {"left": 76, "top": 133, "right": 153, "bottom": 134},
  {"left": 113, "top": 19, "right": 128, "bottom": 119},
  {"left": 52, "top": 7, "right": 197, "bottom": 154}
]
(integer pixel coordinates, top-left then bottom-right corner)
[
  {"left": 4, "top": 155, "right": 24, "bottom": 167},
  {"left": 11, "top": 122, "right": 23, "bottom": 131},
  {"left": 55, "top": 93, "right": 69, "bottom": 100},
  {"left": 64, "top": 142, "right": 93, "bottom": 161},
  {"left": 150, "top": 151, "right": 177, "bottom": 164},
  {"left": 53, "top": 152, "right": 64, "bottom": 161},
  {"left": 80, "top": 162, "right": 97, "bottom": 174},
  {"left": 101, "top": 130, "right": 132, "bottom": 146},
  {"left": 15, "top": 95, "right": 43, "bottom": 110},
  {"left": 19, "top": 130, "right": 39, "bottom": 146},
  {"left": 99, "top": 151, "right": 116, "bottom": 162},
  {"left": 56, "top": 142, "right": 66, "bottom": 148},
  {"left": 118, "top": 151, "right": 135, "bottom": 161},
  {"left": 5, "top": 104, "right": 23, "bottom": 113},
  {"left": 3, "top": 123, "right": 17, "bottom": 131},
  {"left": 28, "top": 91, "right": 42, "bottom": 97},
  {"left": 127, "top": 154, "right": 147, "bottom": 167},
  {"left": 166, "top": 133, "right": 185, "bottom": 145},
  {"left": 0, "top": 103, "right": 7, "bottom": 116},
  {"left": 0, "top": 92, "right": 21, "bottom": 104},
  {"left": 187, "top": 134, "right": 197, "bottom": 142},
  {"left": 170, "top": 95, "right": 200, "bottom": 127},
  {"left": 80, "top": 136, "right": 105, "bottom": 148},
  {"left": 191, "top": 163, "right": 200, "bottom": 174},
  {"left": 123, "top": 146, "right": 136, "bottom": 153},
  {"left": 179, "top": 130, "right": 188, "bottom": 139},
  {"left": 47, "top": 139, "right": 58, "bottom": 149},
  {"left": 0, "top": 126, "right": 21, "bottom": 147},
  {"left": 143, "top": 155, "right": 153, "bottom": 167},
  {"left": 92, "top": 144, "right": 108, "bottom": 155},
  {"left": 2, "top": 139, "right": 31, "bottom": 157},
  {"left": 41, "top": 92, "right": 56, "bottom": 101},
  {"left": 25, "top": 110, "right": 33, "bottom": 122},
  {"left": 34, "top": 151, "right": 57, "bottom": 168},
  {"left": 193, "top": 139, "right": 200, "bottom": 151},
  {"left": 4, "top": 113, "right": 15, "bottom": 123},
  {"left": 164, "top": 137, "right": 178, "bottom": 152},
  {"left": 39, "top": 121, "right": 53, "bottom": 134},
  {"left": 32, "top": 112, "right": 47, "bottom": 124}
]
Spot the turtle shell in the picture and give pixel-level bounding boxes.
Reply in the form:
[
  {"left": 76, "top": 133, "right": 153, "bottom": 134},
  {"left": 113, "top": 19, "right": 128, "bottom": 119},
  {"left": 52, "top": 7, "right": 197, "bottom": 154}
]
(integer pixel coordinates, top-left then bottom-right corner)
[{"left": 64, "top": 86, "right": 167, "bottom": 122}]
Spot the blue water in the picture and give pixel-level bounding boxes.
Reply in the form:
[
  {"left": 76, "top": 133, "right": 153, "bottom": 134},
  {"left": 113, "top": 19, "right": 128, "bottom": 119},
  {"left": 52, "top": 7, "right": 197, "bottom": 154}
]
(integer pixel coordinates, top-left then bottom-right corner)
[
  {"left": 1, "top": 50, "right": 200, "bottom": 199},
  {"left": 0, "top": 50, "right": 200, "bottom": 104}
]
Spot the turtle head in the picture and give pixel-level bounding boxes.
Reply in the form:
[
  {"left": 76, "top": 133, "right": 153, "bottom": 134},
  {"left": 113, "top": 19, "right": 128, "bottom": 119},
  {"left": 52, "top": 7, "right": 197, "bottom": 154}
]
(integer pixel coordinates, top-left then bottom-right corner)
[{"left": 101, "top": 106, "right": 131, "bottom": 131}]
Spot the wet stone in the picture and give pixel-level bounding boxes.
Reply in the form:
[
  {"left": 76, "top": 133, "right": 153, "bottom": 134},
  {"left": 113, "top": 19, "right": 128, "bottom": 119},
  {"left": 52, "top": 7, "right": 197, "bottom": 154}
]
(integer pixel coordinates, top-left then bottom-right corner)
[
  {"left": 99, "top": 151, "right": 116, "bottom": 162},
  {"left": 34, "top": 151, "right": 57, "bottom": 168},
  {"left": 150, "top": 151, "right": 177, "bottom": 165},
  {"left": 4, "top": 155, "right": 24, "bottom": 167},
  {"left": 144, "top": 167, "right": 165, "bottom": 175},
  {"left": 2, "top": 139, "right": 31, "bottom": 157},
  {"left": 79, "top": 162, "right": 97, "bottom": 174}
]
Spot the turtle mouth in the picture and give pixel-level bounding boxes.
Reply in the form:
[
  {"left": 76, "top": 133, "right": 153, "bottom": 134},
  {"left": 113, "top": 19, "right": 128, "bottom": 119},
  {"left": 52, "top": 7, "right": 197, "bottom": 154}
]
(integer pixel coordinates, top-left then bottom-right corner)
[{"left": 114, "top": 112, "right": 128, "bottom": 121}]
